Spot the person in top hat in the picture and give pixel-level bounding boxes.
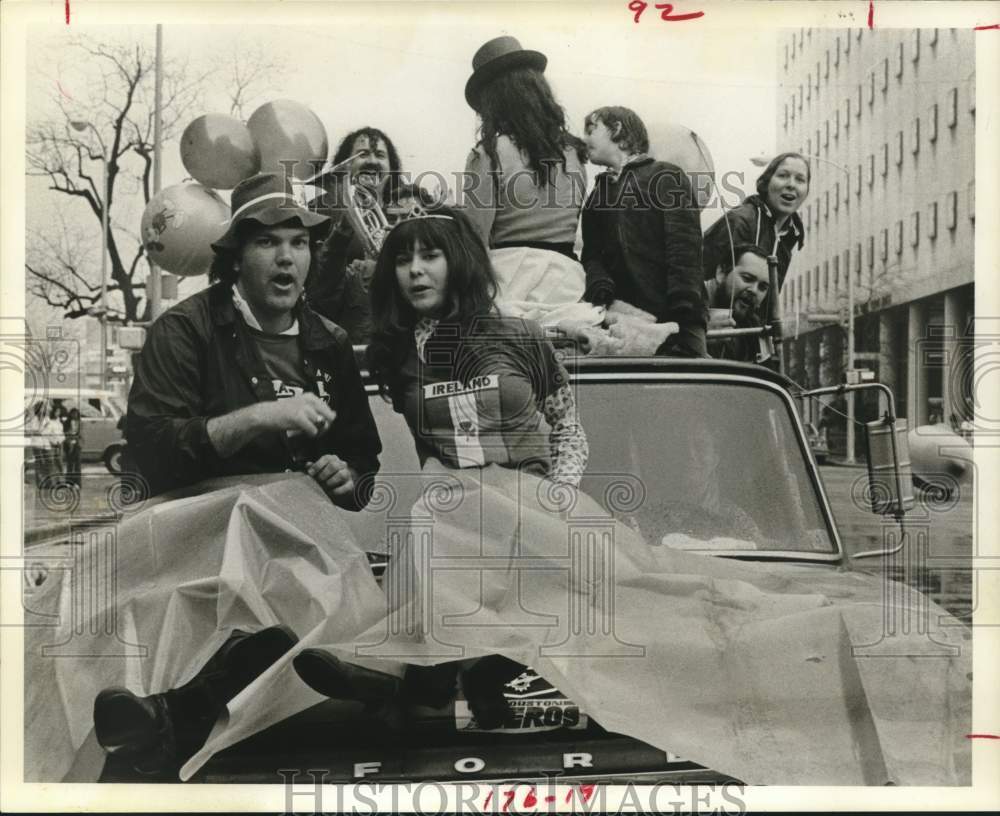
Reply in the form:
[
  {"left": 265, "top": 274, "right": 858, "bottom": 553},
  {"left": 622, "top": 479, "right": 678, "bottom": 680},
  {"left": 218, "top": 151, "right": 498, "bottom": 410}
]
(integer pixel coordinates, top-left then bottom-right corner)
[
  {"left": 126, "top": 171, "right": 382, "bottom": 506},
  {"left": 460, "top": 35, "right": 597, "bottom": 328}
]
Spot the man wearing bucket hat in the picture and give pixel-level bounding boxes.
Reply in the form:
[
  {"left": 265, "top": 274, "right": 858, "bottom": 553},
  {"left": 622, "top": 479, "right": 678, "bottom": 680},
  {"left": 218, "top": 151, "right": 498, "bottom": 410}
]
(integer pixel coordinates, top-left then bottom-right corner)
[{"left": 126, "top": 171, "right": 382, "bottom": 507}]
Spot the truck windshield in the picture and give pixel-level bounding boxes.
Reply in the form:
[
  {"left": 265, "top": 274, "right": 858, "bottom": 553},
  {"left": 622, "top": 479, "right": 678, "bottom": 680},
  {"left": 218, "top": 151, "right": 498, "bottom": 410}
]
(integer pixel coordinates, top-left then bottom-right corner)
[{"left": 578, "top": 381, "right": 837, "bottom": 556}]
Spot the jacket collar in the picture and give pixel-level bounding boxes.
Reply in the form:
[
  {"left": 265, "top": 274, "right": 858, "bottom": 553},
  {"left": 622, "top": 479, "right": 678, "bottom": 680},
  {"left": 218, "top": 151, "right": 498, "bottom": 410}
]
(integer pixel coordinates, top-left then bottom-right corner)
[
  {"left": 752, "top": 194, "right": 805, "bottom": 249},
  {"left": 208, "top": 283, "right": 338, "bottom": 350}
]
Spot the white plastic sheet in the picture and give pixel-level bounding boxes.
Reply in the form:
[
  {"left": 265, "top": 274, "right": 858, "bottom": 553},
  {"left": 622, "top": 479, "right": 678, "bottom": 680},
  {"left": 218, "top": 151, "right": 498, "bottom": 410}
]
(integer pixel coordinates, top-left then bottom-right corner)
[{"left": 25, "top": 467, "right": 970, "bottom": 785}]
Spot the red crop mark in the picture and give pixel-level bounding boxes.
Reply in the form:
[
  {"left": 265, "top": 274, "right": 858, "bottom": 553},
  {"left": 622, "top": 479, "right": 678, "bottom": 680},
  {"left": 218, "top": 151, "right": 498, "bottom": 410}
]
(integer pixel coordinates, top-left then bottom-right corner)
[
  {"left": 966, "top": 733, "right": 1000, "bottom": 739},
  {"left": 974, "top": 23, "right": 1000, "bottom": 30},
  {"left": 628, "top": 1, "right": 704, "bottom": 23},
  {"left": 65, "top": 0, "right": 70, "bottom": 24},
  {"left": 867, "top": 0, "right": 874, "bottom": 28}
]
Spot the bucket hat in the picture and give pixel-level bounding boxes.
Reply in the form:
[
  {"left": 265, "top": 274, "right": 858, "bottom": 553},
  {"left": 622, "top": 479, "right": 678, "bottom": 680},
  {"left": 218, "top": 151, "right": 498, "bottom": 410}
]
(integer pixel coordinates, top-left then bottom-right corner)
[{"left": 212, "top": 172, "right": 329, "bottom": 252}]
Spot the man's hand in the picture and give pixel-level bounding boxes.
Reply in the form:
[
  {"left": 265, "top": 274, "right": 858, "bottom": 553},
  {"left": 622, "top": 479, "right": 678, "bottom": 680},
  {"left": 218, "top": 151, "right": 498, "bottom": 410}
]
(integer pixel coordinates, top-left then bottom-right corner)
[
  {"left": 306, "top": 454, "right": 355, "bottom": 501},
  {"left": 347, "top": 259, "right": 377, "bottom": 291},
  {"left": 606, "top": 314, "right": 679, "bottom": 356},
  {"left": 262, "top": 393, "right": 337, "bottom": 438}
]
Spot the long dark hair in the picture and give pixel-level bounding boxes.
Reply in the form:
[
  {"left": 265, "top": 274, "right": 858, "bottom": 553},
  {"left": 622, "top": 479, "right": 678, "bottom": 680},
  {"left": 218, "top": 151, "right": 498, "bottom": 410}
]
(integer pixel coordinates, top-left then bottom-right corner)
[
  {"left": 475, "top": 68, "right": 586, "bottom": 186},
  {"left": 367, "top": 206, "right": 498, "bottom": 401}
]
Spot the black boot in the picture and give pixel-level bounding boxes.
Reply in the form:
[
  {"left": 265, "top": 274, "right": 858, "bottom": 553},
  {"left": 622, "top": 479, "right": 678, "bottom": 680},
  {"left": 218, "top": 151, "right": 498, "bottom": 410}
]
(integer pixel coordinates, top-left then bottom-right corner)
[
  {"left": 293, "top": 649, "right": 402, "bottom": 704},
  {"left": 460, "top": 655, "right": 523, "bottom": 730},
  {"left": 94, "top": 625, "right": 298, "bottom": 773}
]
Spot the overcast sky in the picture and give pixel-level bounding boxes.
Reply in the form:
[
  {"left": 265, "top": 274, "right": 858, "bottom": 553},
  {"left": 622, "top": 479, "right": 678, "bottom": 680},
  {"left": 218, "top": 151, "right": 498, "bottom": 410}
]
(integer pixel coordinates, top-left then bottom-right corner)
[{"left": 26, "top": 13, "right": 778, "bottom": 309}]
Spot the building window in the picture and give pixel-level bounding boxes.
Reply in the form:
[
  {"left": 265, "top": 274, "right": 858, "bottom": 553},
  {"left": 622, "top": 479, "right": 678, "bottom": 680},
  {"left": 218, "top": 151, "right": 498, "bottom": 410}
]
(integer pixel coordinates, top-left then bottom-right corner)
[
  {"left": 855, "top": 163, "right": 863, "bottom": 196},
  {"left": 854, "top": 243, "right": 862, "bottom": 282},
  {"left": 880, "top": 228, "right": 889, "bottom": 261},
  {"left": 910, "top": 118, "right": 920, "bottom": 154},
  {"left": 798, "top": 84, "right": 804, "bottom": 113},
  {"left": 833, "top": 255, "right": 840, "bottom": 289},
  {"left": 895, "top": 130, "right": 904, "bottom": 166},
  {"left": 784, "top": 44, "right": 789, "bottom": 71},
  {"left": 806, "top": 136, "right": 812, "bottom": 157},
  {"left": 968, "top": 73, "right": 976, "bottom": 115},
  {"left": 834, "top": 109, "right": 840, "bottom": 139},
  {"left": 814, "top": 265, "right": 820, "bottom": 296},
  {"left": 844, "top": 30, "right": 851, "bottom": 55},
  {"left": 798, "top": 30, "right": 804, "bottom": 49},
  {"left": 834, "top": 181, "right": 840, "bottom": 212},
  {"left": 807, "top": 73, "right": 812, "bottom": 102},
  {"left": 815, "top": 128, "right": 821, "bottom": 156},
  {"left": 824, "top": 49, "right": 830, "bottom": 79},
  {"left": 823, "top": 261, "right": 829, "bottom": 298},
  {"left": 881, "top": 142, "right": 889, "bottom": 177},
  {"left": 855, "top": 83, "right": 863, "bottom": 118},
  {"left": 929, "top": 28, "right": 938, "bottom": 46},
  {"left": 790, "top": 94, "right": 796, "bottom": 123},
  {"left": 947, "top": 87, "right": 958, "bottom": 127},
  {"left": 928, "top": 103, "right": 938, "bottom": 142},
  {"left": 867, "top": 235, "right": 875, "bottom": 269},
  {"left": 805, "top": 269, "right": 811, "bottom": 305},
  {"left": 835, "top": 37, "right": 841, "bottom": 66},
  {"left": 881, "top": 58, "right": 889, "bottom": 92},
  {"left": 894, "top": 220, "right": 903, "bottom": 255},
  {"left": 843, "top": 97, "right": 850, "bottom": 130},
  {"left": 895, "top": 42, "right": 904, "bottom": 78},
  {"left": 783, "top": 104, "right": 788, "bottom": 130},
  {"left": 947, "top": 191, "right": 958, "bottom": 229},
  {"left": 823, "top": 120, "right": 829, "bottom": 149},
  {"left": 867, "top": 154, "right": 875, "bottom": 187},
  {"left": 815, "top": 62, "right": 821, "bottom": 94},
  {"left": 856, "top": 28, "right": 863, "bottom": 43},
  {"left": 927, "top": 201, "right": 938, "bottom": 239},
  {"left": 968, "top": 180, "right": 975, "bottom": 222},
  {"left": 843, "top": 177, "right": 850, "bottom": 207},
  {"left": 910, "top": 212, "right": 920, "bottom": 247},
  {"left": 867, "top": 72, "right": 875, "bottom": 106},
  {"left": 824, "top": 190, "right": 830, "bottom": 219}
]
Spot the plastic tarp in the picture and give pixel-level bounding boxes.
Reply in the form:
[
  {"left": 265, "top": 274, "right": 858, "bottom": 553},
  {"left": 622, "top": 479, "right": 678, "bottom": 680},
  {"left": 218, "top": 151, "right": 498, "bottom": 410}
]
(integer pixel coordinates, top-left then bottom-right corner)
[{"left": 24, "top": 467, "right": 970, "bottom": 785}]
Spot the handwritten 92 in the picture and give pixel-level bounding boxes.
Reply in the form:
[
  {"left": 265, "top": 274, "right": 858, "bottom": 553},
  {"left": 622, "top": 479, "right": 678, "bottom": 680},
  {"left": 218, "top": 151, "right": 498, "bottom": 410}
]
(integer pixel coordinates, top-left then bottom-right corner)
[{"left": 628, "top": 1, "right": 705, "bottom": 23}]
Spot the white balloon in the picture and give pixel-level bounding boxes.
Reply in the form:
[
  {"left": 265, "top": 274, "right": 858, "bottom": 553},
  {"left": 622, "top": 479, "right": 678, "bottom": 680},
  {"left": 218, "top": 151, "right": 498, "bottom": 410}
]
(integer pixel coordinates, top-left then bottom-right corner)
[{"left": 140, "top": 183, "right": 229, "bottom": 277}]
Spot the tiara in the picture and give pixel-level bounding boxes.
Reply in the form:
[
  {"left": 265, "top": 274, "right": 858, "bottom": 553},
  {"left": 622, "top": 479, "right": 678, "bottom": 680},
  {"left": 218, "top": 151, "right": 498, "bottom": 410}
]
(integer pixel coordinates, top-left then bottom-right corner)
[{"left": 386, "top": 202, "right": 455, "bottom": 231}]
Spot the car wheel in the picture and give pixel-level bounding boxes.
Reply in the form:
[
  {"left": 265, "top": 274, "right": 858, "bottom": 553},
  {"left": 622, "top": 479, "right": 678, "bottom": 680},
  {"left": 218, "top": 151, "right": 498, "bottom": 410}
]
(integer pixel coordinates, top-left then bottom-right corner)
[{"left": 103, "top": 444, "right": 125, "bottom": 475}]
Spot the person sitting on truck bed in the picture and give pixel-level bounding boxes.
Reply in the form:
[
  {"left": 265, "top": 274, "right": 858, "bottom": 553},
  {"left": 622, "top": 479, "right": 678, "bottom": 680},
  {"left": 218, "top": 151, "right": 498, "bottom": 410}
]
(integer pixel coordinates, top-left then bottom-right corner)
[
  {"left": 101, "top": 172, "right": 383, "bottom": 774},
  {"left": 704, "top": 244, "right": 771, "bottom": 363}
]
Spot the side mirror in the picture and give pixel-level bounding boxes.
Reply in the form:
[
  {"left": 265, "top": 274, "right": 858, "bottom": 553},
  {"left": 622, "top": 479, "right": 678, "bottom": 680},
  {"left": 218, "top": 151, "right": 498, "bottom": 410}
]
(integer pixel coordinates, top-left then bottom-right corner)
[{"left": 864, "top": 417, "right": 915, "bottom": 518}]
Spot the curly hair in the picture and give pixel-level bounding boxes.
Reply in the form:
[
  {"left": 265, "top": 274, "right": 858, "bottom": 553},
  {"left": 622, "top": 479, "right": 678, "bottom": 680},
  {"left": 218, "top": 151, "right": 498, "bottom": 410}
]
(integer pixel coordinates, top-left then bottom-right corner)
[
  {"left": 366, "top": 206, "right": 498, "bottom": 402},
  {"left": 474, "top": 67, "right": 586, "bottom": 186},
  {"left": 332, "top": 126, "right": 403, "bottom": 202}
]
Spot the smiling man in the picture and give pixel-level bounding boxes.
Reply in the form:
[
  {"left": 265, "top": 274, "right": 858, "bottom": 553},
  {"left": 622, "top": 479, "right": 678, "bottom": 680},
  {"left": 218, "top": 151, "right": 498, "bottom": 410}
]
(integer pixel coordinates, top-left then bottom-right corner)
[
  {"left": 704, "top": 244, "right": 771, "bottom": 362},
  {"left": 126, "top": 172, "right": 381, "bottom": 507}
]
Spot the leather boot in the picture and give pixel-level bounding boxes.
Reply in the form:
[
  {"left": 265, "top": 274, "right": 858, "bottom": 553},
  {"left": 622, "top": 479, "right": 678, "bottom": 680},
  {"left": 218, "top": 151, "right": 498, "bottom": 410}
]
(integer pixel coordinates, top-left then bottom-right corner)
[
  {"left": 460, "top": 655, "right": 523, "bottom": 730},
  {"left": 94, "top": 624, "right": 298, "bottom": 773},
  {"left": 293, "top": 649, "right": 402, "bottom": 704}
]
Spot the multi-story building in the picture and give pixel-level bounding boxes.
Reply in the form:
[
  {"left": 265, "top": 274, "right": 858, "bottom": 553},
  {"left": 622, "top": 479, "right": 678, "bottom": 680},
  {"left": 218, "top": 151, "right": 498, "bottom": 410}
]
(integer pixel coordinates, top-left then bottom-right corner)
[{"left": 777, "top": 28, "right": 975, "bottom": 450}]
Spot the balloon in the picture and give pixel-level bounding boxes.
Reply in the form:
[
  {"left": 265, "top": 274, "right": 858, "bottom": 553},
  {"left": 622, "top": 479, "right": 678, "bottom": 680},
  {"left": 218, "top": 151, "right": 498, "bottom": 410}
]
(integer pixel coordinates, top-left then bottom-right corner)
[
  {"left": 180, "top": 114, "right": 260, "bottom": 190},
  {"left": 140, "top": 183, "right": 229, "bottom": 277},
  {"left": 247, "top": 99, "right": 328, "bottom": 181},
  {"left": 647, "top": 121, "right": 716, "bottom": 208}
]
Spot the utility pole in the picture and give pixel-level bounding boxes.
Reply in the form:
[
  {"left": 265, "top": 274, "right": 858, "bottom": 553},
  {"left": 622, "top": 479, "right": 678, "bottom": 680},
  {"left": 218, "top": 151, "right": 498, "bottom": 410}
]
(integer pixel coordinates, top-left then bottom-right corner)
[{"left": 149, "top": 23, "right": 164, "bottom": 321}]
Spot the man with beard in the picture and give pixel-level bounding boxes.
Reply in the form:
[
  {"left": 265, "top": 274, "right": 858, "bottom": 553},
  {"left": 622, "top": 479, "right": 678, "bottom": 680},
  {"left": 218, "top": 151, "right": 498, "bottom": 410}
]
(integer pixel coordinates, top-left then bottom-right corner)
[
  {"left": 704, "top": 245, "right": 771, "bottom": 362},
  {"left": 306, "top": 127, "right": 405, "bottom": 342}
]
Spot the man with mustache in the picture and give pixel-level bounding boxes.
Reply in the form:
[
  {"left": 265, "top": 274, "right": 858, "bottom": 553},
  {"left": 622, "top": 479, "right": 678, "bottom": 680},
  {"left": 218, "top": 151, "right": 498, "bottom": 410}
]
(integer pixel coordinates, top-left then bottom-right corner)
[
  {"left": 704, "top": 244, "right": 771, "bottom": 362},
  {"left": 306, "top": 126, "right": 406, "bottom": 343}
]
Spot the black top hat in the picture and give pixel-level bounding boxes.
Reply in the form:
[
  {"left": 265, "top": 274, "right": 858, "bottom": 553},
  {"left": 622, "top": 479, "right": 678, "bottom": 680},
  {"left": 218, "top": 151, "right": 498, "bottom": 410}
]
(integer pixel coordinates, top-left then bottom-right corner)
[
  {"left": 212, "top": 172, "right": 329, "bottom": 252},
  {"left": 465, "top": 36, "right": 547, "bottom": 110}
]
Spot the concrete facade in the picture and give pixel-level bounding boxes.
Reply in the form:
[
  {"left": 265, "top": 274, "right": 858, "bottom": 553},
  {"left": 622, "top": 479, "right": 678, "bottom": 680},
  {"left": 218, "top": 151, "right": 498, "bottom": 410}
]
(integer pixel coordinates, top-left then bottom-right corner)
[{"left": 776, "top": 28, "right": 975, "bottom": 446}]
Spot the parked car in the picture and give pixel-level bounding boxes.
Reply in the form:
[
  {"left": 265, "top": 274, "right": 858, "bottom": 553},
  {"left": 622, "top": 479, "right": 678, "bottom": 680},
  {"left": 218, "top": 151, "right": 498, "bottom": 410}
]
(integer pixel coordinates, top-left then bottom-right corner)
[{"left": 27, "top": 388, "right": 127, "bottom": 473}]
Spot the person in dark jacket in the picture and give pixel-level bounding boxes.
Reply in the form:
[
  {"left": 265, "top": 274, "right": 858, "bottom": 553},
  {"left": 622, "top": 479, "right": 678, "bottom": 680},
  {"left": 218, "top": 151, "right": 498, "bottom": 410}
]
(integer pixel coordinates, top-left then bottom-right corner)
[
  {"left": 580, "top": 106, "right": 707, "bottom": 357},
  {"left": 702, "top": 151, "right": 809, "bottom": 290},
  {"left": 126, "top": 172, "right": 381, "bottom": 505},
  {"left": 101, "top": 172, "right": 383, "bottom": 776}
]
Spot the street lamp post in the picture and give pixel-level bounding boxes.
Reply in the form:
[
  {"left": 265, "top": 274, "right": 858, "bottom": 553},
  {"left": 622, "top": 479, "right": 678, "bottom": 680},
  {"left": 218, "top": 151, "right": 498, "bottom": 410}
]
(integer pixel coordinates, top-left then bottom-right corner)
[
  {"left": 70, "top": 119, "right": 109, "bottom": 390},
  {"left": 750, "top": 153, "right": 856, "bottom": 463}
]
